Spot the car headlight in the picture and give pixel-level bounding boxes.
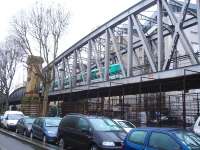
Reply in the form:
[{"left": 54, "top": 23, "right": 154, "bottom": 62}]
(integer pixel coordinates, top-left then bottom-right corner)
[{"left": 102, "top": 141, "right": 115, "bottom": 147}]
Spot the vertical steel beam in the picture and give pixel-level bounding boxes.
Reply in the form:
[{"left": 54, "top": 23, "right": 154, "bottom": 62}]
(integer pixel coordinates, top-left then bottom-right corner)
[
  {"left": 131, "top": 14, "right": 157, "bottom": 72},
  {"left": 65, "top": 58, "right": 72, "bottom": 88},
  {"left": 72, "top": 50, "right": 77, "bottom": 87},
  {"left": 87, "top": 40, "right": 92, "bottom": 85},
  {"left": 55, "top": 65, "right": 60, "bottom": 89},
  {"left": 157, "top": 0, "right": 164, "bottom": 71},
  {"left": 91, "top": 40, "right": 103, "bottom": 80},
  {"left": 133, "top": 50, "right": 140, "bottom": 66},
  {"left": 77, "top": 50, "right": 86, "bottom": 83},
  {"left": 108, "top": 28, "right": 126, "bottom": 77},
  {"left": 197, "top": 0, "right": 200, "bottom": 54},
  {"left": 105, "top": 30, "right": 110, "bottom": 81},
  {"left": 127, "top": 16, "right": 133, "bottom": 77},
  {"left": 60, "top": 58, "right": 65, "bottom": 89}
]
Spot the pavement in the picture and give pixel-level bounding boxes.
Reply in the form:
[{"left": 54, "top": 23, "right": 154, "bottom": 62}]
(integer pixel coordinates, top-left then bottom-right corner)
[{"left": 0, "top": 128, "right": 59, "bottom": 150}]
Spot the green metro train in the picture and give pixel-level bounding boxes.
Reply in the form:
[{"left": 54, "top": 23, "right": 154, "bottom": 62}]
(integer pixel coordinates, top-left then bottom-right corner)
[{"left": 53, "top": 63, "right": 122, "bottom": 89}]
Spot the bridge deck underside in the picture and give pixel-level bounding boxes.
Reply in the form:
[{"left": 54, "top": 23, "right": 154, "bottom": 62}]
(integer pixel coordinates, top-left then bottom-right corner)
[{"left": 49, "top": 66, "right": 200, "bottom": 101}]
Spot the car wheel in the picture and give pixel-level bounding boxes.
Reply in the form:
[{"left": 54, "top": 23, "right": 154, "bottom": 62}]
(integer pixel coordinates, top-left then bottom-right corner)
[
  {"left": 43, "top": 135, "right": 46, "bottom": 143},
  {"left": 30, "top": 131, "right": 33, "bottom": 139},
  {"left": 58, "top": 138, "right": 65, "bottom": 149},
  {"left": 90, "top": 145, "right": 99, "bottom": 150},
  {"left": 23, "top": 130, "right": 26, "bottom": 136}
]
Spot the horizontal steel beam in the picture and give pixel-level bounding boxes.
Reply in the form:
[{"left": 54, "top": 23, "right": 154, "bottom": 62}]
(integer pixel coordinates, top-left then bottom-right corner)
[{"left": 49, "top": 64, "right": 200, "bottom": 96}]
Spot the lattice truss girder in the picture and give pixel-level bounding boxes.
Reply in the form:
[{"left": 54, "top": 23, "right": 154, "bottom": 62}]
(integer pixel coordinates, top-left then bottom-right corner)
[{"left": 48, "top": 0, "right": 200, "bottom": 90}]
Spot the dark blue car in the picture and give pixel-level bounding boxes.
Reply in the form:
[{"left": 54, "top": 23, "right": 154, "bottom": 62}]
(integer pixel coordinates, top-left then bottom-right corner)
[
  {"left": 123, "top": 128, "right": 200, "bottom": 150},
  {"left": 31, "top": 117, "right": 61, "bottom": 143}
]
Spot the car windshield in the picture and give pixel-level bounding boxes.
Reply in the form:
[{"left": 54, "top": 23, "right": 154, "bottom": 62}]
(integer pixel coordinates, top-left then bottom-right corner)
[
  {"left": 89, "top": 118, "right": 122, "bottom": 131},
  {"left": 174, "top": 130, "right": 200, "bottom": 149},
  {"left": 25, "top": 118, "right": 35, "bottom": 124},
  {"left": 45, "top": 118, "right": 61, "bottom": 127},
  {"left": 118, "top": 121, "right": 135, "bottom": 128},
  {"left": 7, "top": 114, "right": 23, "bottom": 120}
]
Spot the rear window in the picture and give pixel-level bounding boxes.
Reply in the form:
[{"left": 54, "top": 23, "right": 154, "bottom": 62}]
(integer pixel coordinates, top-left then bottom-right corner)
[
  {"left": 118, "top": 121, "right": 135, "bottom": 128},
  {"left": 89, "top": 118, "right": 122, "bottom": 131},
  {"left": 174, "top": 130, "right": 200, "bottom": 149},
  {"left": 61, "top": 116, "right": 78, "bottom": 129},
  {"left": 7, "top": 114, "right": 23, "bottom": 120},
  {"left": 128, "top": 131, "right": 147, "bottom": 145},
  {"left": 45, "top": 118, "right": 61, "bottom": 127},
  {"left": 25, "top": 118, "right": 35, "bottom": 124}
]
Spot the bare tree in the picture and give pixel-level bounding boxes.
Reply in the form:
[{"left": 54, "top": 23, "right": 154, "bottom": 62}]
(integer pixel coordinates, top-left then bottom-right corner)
[
  {"left": 0, "top": 36, "right": 24, "bottom": 110},
  {"left": 11, "top": 2, "right": 69, "bottom": 116}
]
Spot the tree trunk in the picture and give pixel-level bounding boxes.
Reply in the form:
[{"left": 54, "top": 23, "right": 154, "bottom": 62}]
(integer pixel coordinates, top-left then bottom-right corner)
[
  {"left": 42, "top": 83, "right": 50, "bottom": 116},
  {"left": 5, "top": 90, "right": 9, "bottom": 111}
]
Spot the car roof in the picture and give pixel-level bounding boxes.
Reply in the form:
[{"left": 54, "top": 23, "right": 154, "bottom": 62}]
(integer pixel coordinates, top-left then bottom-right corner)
[
  {"left": 113, "top": 119, "right": 129, "bottom": 122},
  {"left": 67, "top": 113, "right": 109, "bottom": 119},
  {"left": 133, "top": 127, "right": 180, "bottom": 132},
  {"left": 38, "top": 117, "right": 61, "bottom": 120},
  {"left": 4, "top": 111, "right": 23, "bottom": 115}
]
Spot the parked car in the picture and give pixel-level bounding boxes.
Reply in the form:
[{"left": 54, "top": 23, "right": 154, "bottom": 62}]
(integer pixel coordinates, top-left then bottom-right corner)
[
  {"left": 193, "top": 116, "right": 200, "bottom": 135},
  {"left": 1, "top": 111, "right": 24, "bottom": 130},
  {"left": 0, "top": 115, "right": 4, "bottom": 127},
  {"left": 31, "top": 117, "right": 61, "bottom": 143},
  {"left": 123, "top": 127, "right": 200, "bottom": 150},
  {"left": 113, "top": 119, "right": 136, "bottom": 133},
  {"left": 16, "top": 116, "right": 35, "bottom": 137},
  {"left": 58, "top": 114, "right": 126, "bottom": 150}
]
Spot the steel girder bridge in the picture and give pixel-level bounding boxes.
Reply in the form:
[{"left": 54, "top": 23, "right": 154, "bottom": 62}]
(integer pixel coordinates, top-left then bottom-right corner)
[
  {"left": 7, "top": 0, "right": 198, "bottom": 106},
  {"left": 45, "top": 0, "right": 200, "bottom": 101}
]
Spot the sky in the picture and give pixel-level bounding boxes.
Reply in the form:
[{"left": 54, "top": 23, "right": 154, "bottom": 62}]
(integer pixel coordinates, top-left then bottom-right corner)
[
  {"left": 0, "top": 0, "right": 140, "bottom": 91},
  {"left": 0, "top": 0, "right": 196, "bottom": 91}
]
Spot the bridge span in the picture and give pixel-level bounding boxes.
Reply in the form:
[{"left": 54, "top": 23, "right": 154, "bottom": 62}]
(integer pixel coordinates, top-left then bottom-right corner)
[
  {"left": 42, "top": 0, "right": 200, "bottom": 100},
  {"left": 9, "top": 0, "right": 200, "bottom": 128}
]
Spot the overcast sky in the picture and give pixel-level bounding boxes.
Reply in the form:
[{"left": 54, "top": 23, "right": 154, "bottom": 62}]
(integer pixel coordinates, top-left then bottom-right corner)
[
  {"left": 0, "top": 0, "right": 141, "bottom": 90},
  {"left": 0, "top": 0, "right": 196, "bottom": 91}
]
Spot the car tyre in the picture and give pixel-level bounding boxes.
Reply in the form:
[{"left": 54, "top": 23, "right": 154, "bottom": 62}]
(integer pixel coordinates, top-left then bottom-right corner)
[
  {"left": 90, "top": 144, "right": 99, "bottom": 150},
  {"left": 58, "top": 138, "right": 65, "bottom": 149},
  {"left": 43, "top": 135, "right": 47, "bottom": 143},
  {"left": 30, "top": 131, "right": 33, "bottom": 139},
  {"left": 23, "top": 130, "right": 26, "bottom": 136}
]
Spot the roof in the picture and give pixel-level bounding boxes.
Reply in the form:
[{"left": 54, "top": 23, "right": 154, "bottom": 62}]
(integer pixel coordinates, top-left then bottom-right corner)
[
  {"left": 67, "top": 113, "right": 109, "bottom": 119},
  {"left": 113, "top": 119, "right": 129, "bottom": 122},
  {"left": 133, "top": 127, "right": 180, "bottom": 132},
  {"left": 4, "top": 111, "right": 24, "bottom": 115}
]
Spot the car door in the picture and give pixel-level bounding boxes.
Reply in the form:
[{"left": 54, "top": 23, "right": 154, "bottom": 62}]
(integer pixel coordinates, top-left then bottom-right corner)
[
  {"left": 60, "top": 116, "right": 78, "bottom": 148},
  {"left": 146, "top": 132, "right": 182, "bottom": 150},
  {"left": 18, "top": 119, "right": 24, "bottom": 133},
  {"left": 75, "top": 117, "right": 91, "bottom": 149},
  {"left": 33, "top": 118, "right": 40, "bottom": 138},
  {"left": 125, "top": 130, "right": 148, "bottom": 150},
  {"left": 2, "top": 115, "right": 7, "bottom": 128},
  {"left": 38, "top": 119, "right": 44, "bottom": 139},
  {"left": 16, "top": 119, "right": 21, "bottom": 133}
]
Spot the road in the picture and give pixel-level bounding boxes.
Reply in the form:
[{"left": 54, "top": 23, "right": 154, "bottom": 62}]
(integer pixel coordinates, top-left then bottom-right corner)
[{"left": 0, "top": 132, "right": 44, "bottom": 150}]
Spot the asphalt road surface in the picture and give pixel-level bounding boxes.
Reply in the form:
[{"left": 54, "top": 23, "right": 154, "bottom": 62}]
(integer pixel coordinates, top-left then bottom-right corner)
[{"left": 0, "top": 132, "right": 44, "bottom": 150}]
